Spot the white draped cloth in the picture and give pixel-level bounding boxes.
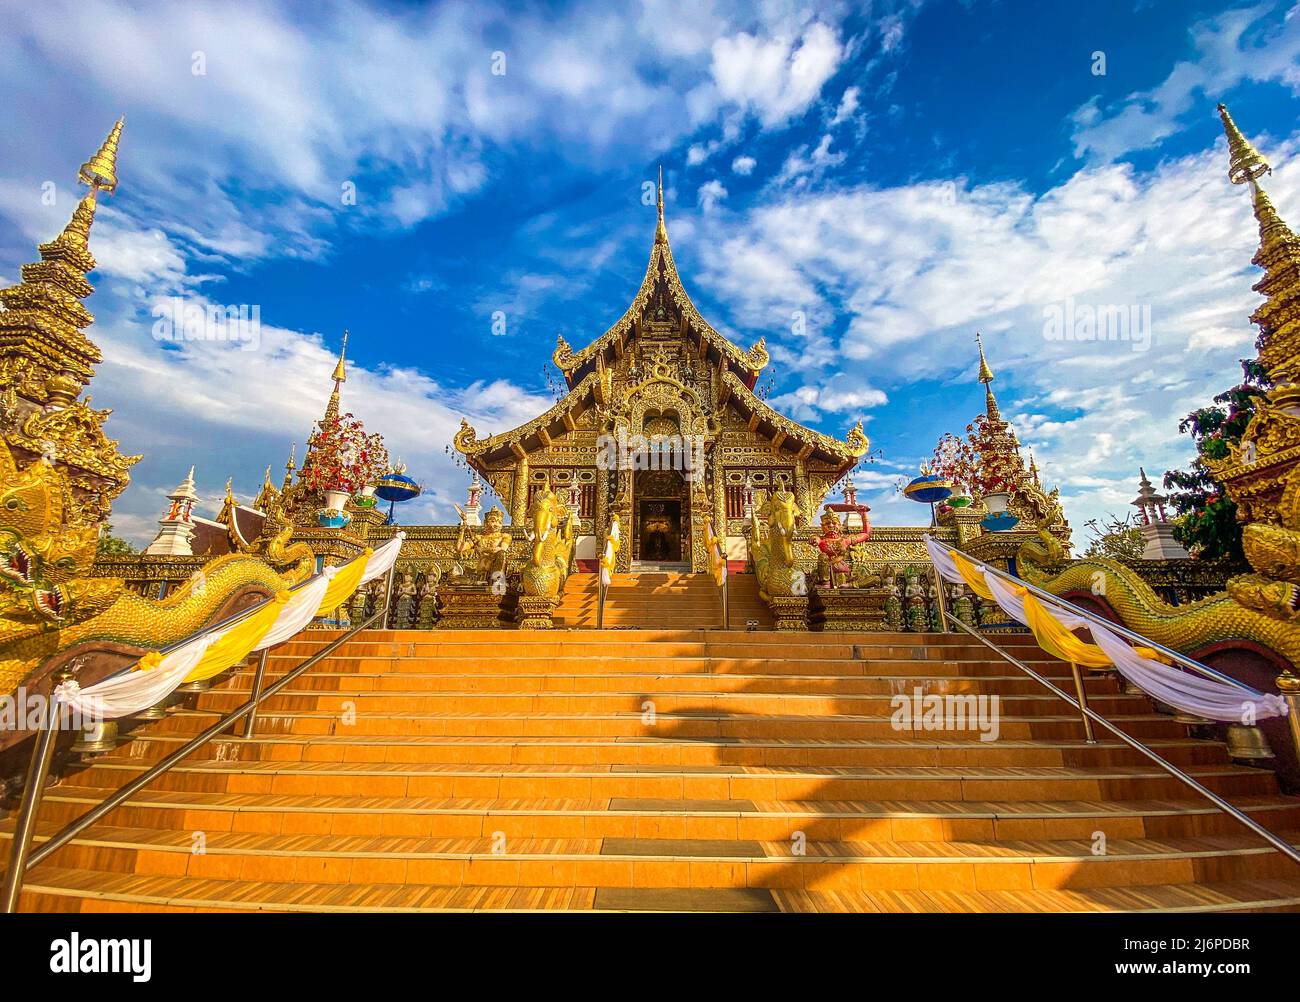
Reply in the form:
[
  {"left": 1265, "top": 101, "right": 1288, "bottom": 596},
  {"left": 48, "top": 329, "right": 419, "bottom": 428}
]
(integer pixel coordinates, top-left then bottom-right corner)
[
  {"left": 923, "top": 534, "right": 1287, "bottom": 723},
  {"left": 359, "top": 534, "right": 403, "bottom": 584},
  {"left": 53, "top": 633, "right": 218, "bottom": 722}
]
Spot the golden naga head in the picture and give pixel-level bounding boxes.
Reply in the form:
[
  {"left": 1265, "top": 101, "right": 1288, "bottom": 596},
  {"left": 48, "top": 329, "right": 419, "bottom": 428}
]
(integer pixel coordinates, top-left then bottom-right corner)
[
  {"left": 845, "top": 421, "right": 870, "bottom": 457},
  {"left": 0, "top": 437, "right": 122, "bottom": 637},
  {"left": 453, "top": 418, "right": 479, "bottom": 454}
]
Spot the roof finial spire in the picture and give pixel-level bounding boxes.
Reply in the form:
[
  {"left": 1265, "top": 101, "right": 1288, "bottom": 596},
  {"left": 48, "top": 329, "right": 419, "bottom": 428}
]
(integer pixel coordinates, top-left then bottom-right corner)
[
  {"left": 1218, "top": 103, "right": 1271, "bottom": 185},
  {"left": 333, "top": 329, "right": 349, "bottom": 385},
  {"left": 655, "top": 165, "right": 668, "bottom": 244},
  {"left": 79, "top": 116, "right": 125, "bottom": 196},
  {"left": 282, "top": 443, "right": 296, "bottom": 491},
  {"left": 974, "top": 332, "right": 1001, "bottom": 420},
  {"left": 324, "top": 331, "right": 348, "bottom": 423},
  {"left": 975, "top": 332, "right": 994, "bottom": 384}
]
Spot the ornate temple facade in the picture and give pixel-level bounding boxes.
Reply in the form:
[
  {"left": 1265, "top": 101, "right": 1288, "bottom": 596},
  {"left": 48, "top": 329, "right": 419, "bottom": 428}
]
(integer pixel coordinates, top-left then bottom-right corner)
[{"left": 453, "top": 173, "right": 869, "bottom": 574}]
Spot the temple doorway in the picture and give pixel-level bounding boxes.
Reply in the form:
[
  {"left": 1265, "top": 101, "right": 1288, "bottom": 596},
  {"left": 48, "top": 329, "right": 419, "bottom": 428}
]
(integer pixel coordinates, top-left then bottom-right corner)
[
  {"left": 633, "top": 470, "right": 689, "bottom": 566},
  {"left": 636, "top": 498, "right": 682, "bottom": 561}
]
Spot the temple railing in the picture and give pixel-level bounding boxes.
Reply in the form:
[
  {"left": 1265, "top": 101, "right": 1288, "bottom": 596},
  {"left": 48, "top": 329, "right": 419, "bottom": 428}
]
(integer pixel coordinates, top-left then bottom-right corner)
[{"left": 926, "top": 541, "right": 1300, "bottom": 869}]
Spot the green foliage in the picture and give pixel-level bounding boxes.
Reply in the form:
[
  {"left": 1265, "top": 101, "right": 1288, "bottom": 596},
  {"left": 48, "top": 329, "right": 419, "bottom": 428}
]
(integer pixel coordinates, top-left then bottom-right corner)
[
  {"left": 96, "top": 522, "right": 138, "bottom": 556},
  {"left": 1082, "top": 513, "right": 1145, "bottom": 561},
  {"left": 1162, "top": 359, "right": 1268, "bottom": 563}
]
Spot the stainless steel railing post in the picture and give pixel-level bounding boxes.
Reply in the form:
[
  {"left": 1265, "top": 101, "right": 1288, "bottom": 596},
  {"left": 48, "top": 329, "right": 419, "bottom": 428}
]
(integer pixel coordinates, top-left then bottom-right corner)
[
  {"left": 242, "top": 648, "right": 271, "bottom": 740},
  {"left": 943, "top": 613, "right": 1300, "bottom": 866},
  {"left": 1, "top": 666, "right": 73, "bottom": 913}
]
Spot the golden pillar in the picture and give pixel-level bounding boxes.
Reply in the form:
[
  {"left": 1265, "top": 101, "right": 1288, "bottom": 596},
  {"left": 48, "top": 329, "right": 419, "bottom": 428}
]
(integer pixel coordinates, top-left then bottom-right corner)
[
  {"left": 510, "top": 454, "right": 530, "bottom": 524},
  {"left": 712, "top": 450, "right": 727, "bottom": 541},
  {"left": 594, "top": 465, "right": 608, "bottom": 551},
  {"left": 794, "top": 457, "right": 811, "bottom": 528}
]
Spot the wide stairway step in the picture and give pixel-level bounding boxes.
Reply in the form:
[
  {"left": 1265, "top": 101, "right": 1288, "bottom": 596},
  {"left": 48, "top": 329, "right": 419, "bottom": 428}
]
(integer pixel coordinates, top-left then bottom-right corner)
[{"left": 4, "top": 628, "right": 1299, "bottom": 912}]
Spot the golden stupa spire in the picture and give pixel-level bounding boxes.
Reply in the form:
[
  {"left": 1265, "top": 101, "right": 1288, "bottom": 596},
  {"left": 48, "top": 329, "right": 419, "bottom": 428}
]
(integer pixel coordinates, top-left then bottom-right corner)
[
  {"left": 974, "top": 332, "right": 1001, "bottom": 420},
  {"left": 332, "top": 328, "right": 349, "bottom": 384},
  {"left": 1, "top": 118, "right": 127, "bottom": 403},
  {"left": 78, "top": 117, "right": 125, "bottom": 194},
  {"left": 281, "top": 443, "right": 296, "bottom": 491},
  {"left": 50, "top": 117, "right": 126, "bottom": 261},
  {"left": 1217, "top": 103, "right": 1271, "bottom": 185},
  {"left": 1218, "top": 104, "right": 1300, "bottom": 404},
  {"left": 323, "top": 331, "right": 348, "bottom": 423}
]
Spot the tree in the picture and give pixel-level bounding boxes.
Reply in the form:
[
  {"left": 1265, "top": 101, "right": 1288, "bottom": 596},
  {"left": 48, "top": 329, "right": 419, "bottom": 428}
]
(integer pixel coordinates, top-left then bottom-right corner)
[
  {"left": 1162, "top": 358, "right": 1269, "bottom": 563},
  {"left": 1082, "top": 513, "right": 1145, "bottom": 561},
  {"left": 96, "top": 523, "right": 138, "bottom": 556}
]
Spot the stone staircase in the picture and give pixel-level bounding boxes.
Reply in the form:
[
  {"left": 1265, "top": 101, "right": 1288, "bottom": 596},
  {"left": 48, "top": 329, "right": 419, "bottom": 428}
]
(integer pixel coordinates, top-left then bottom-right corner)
[
  {"left": 5, "top": 629, "right": 1300, "bottom": 912},
  {"left": 555, "top": 571, "right": 772, "bottom": 629}
]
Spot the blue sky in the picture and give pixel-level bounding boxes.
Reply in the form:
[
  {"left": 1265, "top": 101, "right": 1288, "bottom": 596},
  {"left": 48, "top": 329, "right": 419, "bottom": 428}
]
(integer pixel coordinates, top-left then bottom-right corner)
[{"left": 3, "top": 0, "right": 1300, "bottom": 544}]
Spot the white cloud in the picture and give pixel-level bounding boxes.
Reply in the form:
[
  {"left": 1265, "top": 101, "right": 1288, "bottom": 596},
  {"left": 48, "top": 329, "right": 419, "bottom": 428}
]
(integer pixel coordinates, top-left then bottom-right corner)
[
  {"left": 830, "top": 85, "right": 860, "bottom": 126},
  {"left": 775, "top": 133, "right": 846, "bottom": 188},
  {"left": 1071, "top": 3, "right": 1300, "bottom": 162},
  {"left": 693, "top": 128, "right": 1300, "bottom": 535},
  {"left": 87, "top": 290, "right": 554, "bottom": 544},
  {"left": 698, "top": 179, "right": 729, "bottom": 211},
  {"left": 731, "top": 155, "right": 757, "bottom": 175},
  {"left": 710, "top": 21, "right": 844, "bottom": 127}
]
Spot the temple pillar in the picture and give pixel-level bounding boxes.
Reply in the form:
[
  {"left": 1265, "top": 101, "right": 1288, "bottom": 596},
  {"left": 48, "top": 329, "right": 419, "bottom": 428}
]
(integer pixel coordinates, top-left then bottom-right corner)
[
  {"left": 594, "top": 465, "right": 608, "bottom": 550},
  {"left": 510, "top": 454, "right": 530, "bottom": 524},
  {"left": 711, "top": 449, "right": 727, "bottom": 538},
  {"left": 794, "top": 457, "right": 812, "bottom": 528}
]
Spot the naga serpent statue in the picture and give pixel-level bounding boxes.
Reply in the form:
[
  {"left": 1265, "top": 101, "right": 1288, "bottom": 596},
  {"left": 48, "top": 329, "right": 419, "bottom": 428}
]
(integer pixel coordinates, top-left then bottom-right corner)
[
  {"left": 749, "top": 488, "right": 804, "bottom": 600},
  {"left": 520, "top": 481, "right": 575, "bottom": 598},
  {"left": 1014, "top": 514, "right": 1300, "bottom": 669},
  {"left": 0, "top": 437, "right": 315, "bottom": 712}
]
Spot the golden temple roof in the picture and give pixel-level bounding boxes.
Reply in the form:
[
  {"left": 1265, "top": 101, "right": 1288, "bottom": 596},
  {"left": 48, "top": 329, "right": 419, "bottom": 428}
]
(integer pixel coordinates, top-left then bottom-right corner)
[{"left": 553, "top": 170, "right": 768, "bottom": 385}]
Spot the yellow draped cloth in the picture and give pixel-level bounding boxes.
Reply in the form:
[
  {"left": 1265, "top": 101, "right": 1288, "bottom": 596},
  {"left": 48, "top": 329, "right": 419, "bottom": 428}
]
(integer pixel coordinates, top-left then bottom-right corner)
[
  {"left": 705, "top": 521, "right": 727, "bottom": 586},
  {"left": 600, "top": 517, "right": 621, "bottom": 578},
  {"left": 316, "top": 549, "right": 371, "bottom": 617},
  {"left": 949, "top": 550, "right": 994, "bottom": 600},
  {"left": 949, "top": 548, "right": 1164, "bottom": 668},
  {"left": 182, "top": 590, "right": 287, "bottom": 683},
  {"left": 180, "top": 548, "right": 372, "bottom": 684}
]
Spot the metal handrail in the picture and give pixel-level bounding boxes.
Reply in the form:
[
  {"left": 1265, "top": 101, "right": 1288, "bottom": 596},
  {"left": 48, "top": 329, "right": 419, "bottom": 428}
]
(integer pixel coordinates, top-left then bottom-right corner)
[
  {"left": 941, "top": 613, "right": 1300, "bottom": 866},
  {"left": 0, "top": 566, "right": 395, "bottom": 911}
]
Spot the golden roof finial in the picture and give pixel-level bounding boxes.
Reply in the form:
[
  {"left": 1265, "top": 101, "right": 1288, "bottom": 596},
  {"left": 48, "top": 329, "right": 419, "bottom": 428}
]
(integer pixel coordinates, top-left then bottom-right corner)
[
  {"left": 78, "top": 117, "right": 125, "bottom": 195},
  {"left": 655, "top": 164, "right": 668, "bottom": 244},
  {"left": 974, "top": 332, "right": 1001, "bottom": 420},
  {"left": 332, "top": 329, "right": 349, "bottom": 385},
  {"left": 1217, "top": 103, "right": 1271, "bottom": 185},
  {"left": 281, "top": 443, "right": 296, "bottom": 491},
  {"left": 975, "top": 332, "right": 994, "bottom": 384}
]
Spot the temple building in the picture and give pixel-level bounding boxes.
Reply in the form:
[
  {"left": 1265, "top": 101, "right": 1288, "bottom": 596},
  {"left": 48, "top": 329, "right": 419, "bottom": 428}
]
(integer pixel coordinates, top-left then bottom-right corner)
[{"left": 453, "top": 170, "right": 868, "bottom": 573}]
